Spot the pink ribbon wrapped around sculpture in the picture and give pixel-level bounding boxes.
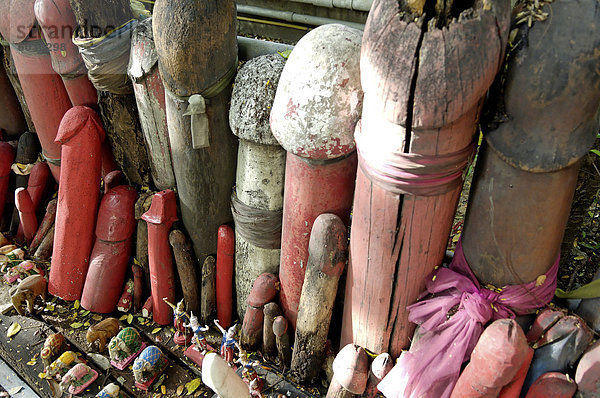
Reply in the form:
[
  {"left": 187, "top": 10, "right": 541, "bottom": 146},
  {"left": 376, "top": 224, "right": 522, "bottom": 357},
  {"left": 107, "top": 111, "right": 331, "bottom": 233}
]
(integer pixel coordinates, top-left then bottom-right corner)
[{"left": 378, "top": 240, "right": 558, "bottom": 398}]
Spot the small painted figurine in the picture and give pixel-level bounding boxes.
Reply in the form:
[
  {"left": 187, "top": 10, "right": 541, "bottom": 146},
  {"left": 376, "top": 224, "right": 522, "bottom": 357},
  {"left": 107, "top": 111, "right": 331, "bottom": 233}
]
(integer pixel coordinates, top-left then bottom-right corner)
[
  {"left": 108, "top": 327, "right": 146, "bottom": 370},
  {"left": 215, "top": 319, "right": 239, "bottom": 366},
  {"left": 86, "top": 317, "right": 119, "bottom": 352},
  {"left": 132, "top": 345, "right": 169, "bottom": 391},
  {"left": 163, "top": 297, "right": 192, "bottom": 345},
  {"left": 242, "top": 364, "right": 264, "bottom": 398},
  {"left": 46, "top": 351, "right": 82, "bottom": 379},
  {"left": 96, "top": 382, "right": 122, "bottom": 398},
  {"left": 40, "top": 333, "right": 66, "bottom": 371},
  {"left": 184, "top": 312, "right": 210, "bottom": 352},
  {"left": 59, "top": 363, "right": 98, "bottom": 395}
]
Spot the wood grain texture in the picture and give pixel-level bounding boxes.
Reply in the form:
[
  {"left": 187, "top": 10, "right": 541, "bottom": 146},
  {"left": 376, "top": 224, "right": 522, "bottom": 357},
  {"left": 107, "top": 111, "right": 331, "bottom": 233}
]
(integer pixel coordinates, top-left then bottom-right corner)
[{"left": 341, "top": 0, "right": 510, "bottom": 357}]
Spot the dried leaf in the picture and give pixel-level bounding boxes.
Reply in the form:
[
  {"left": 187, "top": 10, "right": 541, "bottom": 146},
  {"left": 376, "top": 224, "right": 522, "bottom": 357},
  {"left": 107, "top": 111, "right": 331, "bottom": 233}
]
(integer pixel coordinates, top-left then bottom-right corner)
[
  {"left": 119, "top": 315, "right": 128, "bottom": 321},
  {"left": 45, "top": 304, "right": 55, "bottom": 312},
  {"left": 27, "top": 360, "right": 37, "bottom": 366},
  {"left": 152, "top": 328, "right": 162, "bottom": 334},
  {"left": 7, "top": 322, "right": 21, "bottom": 338},
  {"left": 176, "top": 385, "right": 185, "bottom": 396},
  {"left": 83, "top": 321, "right": 90, "bottom": 327},
  {"left": 186, "top": 378, "right": 201, "bottom": 395},
  {"left": 92, "top": 314, "right": 103, "bottom": 321},
  {"left": 81, "top": 310, "right": 90, "bottom": 316},
  {"left": 127, "top": 314, "right": 133, "bottom": 324},
  {"left": 161, "top": 385, "right": 166, "bottom": 394},
  {"left": 73, "top": 300, "right": 80, "bottom": 309},
  {"left": 70, "top": 322, "right": 84, "bottom": 329}
]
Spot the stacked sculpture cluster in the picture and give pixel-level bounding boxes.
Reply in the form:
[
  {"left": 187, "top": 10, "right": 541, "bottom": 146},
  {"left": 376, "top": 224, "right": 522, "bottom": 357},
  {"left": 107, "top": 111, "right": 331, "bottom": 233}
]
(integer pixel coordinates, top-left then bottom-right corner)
[{"left": 0, "top": 0, "right": 600, "bottom": 397}]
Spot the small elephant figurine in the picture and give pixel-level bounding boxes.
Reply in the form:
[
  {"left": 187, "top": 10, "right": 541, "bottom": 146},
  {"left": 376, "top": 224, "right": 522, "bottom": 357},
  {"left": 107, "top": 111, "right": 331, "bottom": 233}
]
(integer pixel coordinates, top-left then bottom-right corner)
[
  {"left": 96, "top": 383, "right": 121, "bottom": 397},
  {"left": 86, "top": 318, "right": 119, "bottom": 352},
  {"left": 46, "top": 351, "right": 82, "bottom": 379},
  {"left": 10, "top": 274, "right": 47, "bottom": 315},
  {"left": 59, "top": 363, "right": 98, "bottom": 394},
  {"left": 132, "top": 346, "right": 168, "bottom": 384},
  {"left": 108, "top": 327, "right": 142, "bottom": 363},
  {"left": 40, "top": 333, "right": 66, "bottom": 370}
]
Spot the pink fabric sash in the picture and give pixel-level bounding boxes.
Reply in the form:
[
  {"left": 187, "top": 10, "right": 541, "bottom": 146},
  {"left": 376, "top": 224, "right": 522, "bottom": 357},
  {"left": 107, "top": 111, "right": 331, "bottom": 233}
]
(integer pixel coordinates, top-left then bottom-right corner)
[{"left": 378, "top": 240, "right": 559, "bottom": 398}]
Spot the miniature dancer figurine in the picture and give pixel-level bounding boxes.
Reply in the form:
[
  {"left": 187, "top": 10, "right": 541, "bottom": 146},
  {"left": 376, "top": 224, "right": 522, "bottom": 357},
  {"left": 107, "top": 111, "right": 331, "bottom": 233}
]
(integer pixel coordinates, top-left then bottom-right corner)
[
  {"left": 163, "top": 297, "right": 192, "bottom": 345},
  {"left": 242, "top": 364, "right": 264, "bottom": 397},
  {"left": 184, "top": 312, "right": 210, "bottom": 352},
  {"left": 214, "top": 319, "right": 239, "bottom": 366}
]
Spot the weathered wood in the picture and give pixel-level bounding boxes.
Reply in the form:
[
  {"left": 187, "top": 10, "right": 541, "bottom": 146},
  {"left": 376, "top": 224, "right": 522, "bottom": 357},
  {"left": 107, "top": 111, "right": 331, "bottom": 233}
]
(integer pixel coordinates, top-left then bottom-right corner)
[
  {"left": 1, "top": 45, "right": 34, "bottom": 133},
  {"left": 291, "top": 214, "right": 347, "bottom": 384},
  {"left": 69, "top": 0, "right": 150, "bottom": 187},
  {"left": 153, "top": 0, "right": 237, "bottom": 266},
  {"left": 262, "top": 302, "right": 281, "bottom": 360},
  {"left": 230, "top": 53, "right": 287, "bottom": 320},
  {"left": 69, "top": 0, "right": 133, "bottom": 39},
  {"left": 32, "top": 224, "right": 54, "bottom": 260},
  {"left": 464, "top": 0, "right": 600, "bottom": 287},
  {"left": 135, "top": 191, "right": 154, "bottom": 293},
  {"left": 273, "top": 315, "right": 292, "bottom": 369},
  {"left": 200, "top": 255, "right": 216, "bottom": 324},
  {"left": 128, "top": 17, "right": 175, "bottom": 190},
  {"left": 0, "top": 46, "right": 26, "bottom": 139},
  {"left": 326, "top": 377, "right": 356, "bottom": 398},
  {"left": 169, "top": 229, "right": 200, "bottom": 316},
  {"left": 10, "top": 132, "right": 39, "bottom": 235},
  {"left": 340, "top": 0, "right": 511, "bottom": 357}
]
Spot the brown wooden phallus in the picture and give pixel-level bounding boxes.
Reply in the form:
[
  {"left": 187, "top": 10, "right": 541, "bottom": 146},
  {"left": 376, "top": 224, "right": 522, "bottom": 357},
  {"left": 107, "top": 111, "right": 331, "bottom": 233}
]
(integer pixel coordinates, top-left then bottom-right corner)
[
  {"left": 291, "top": 214, "right": 347, "bottom": 384},
  {"left": 272, "top": 315, "right": 292, "bottom": 369},
  {"left": 169, "top": 229, "right": 200, "bottom": 315},
  {"left": 263, "top": 302, "right": 281, "bottom": 360},
  {"left": 463, "top": 0, "right": 600, "bottom": 287},
  {"left": 200, "top": 255, "right": 216, "bottom": 324},
  {"left": 340, "top": 0, "right": 511, "bottom": 357}
]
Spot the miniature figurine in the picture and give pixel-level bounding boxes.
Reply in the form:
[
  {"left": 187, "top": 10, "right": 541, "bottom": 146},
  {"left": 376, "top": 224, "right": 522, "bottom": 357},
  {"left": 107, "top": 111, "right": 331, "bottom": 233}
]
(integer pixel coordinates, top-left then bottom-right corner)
[
  {"left": 163, "top": 297, "right": 192, "bottom": 345},
  {"left": 215, "top": 319, "right": 239, "bottom": 366},
  {"left": 242, "top": 364, "right": 264, "bottom": 398},
  {"left": 59, "top": 363, "right": 98, "bottom": 395},
  {"left": 183, "top": 312, "right": 213, "bottom": 366},
  {"left": 86, "top": 318, "right": 120, "bottom": 352},
  {"left": 108, "top": 327, "right": 146, "bottom": 370},
  {"left": 96, "top": 383, "right": 122, "bottom": 398},
  {"left": 117, "top": 279, "right": 134, "bottom": 312},
  {"left": 132, "top": 345, "right": 169, "bottom": 391},
  {"left": 46, "top": 351, "right": 83, "bottom": 379},
  {"left": 10, "top": 274, "right": 47, "bottom": 315},
  {"left": 185, "top": 312, "right": 210, "bottom": 352},
  {"left": 41, "top": 333, "right": 66, "bottom": 371},
  {"left": 4, "top": 260, "right": 44, "bottom": 284}
]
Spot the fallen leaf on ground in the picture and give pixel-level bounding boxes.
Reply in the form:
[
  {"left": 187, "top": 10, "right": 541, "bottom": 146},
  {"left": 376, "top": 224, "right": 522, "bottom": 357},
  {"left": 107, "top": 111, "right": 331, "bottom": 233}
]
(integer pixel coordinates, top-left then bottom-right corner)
[
  {"left": 8, "top": 387, "right": 21, "bottom": 395},
  {"left": 70, "top": 322, "right": 84, "bottom": 329},
  {"left": 92, "top": 314, "right": 102, "bottom": 321},
  {"left": 73, "top": 300, "right": 80, "bottom": 309},
  {"left": 7, "top": 322, "right": 21, "bottom": 338},
  {"left": 127, "top": 314, "right": 133, "bottom": 324},
  {"left": 186, "top": 378, "right": 201, "bottom": 395},
  {"left": 152, "top": 328, "right": 162, "bottom": 334},
  {"left": 176, "top": 385, "right": 184, "bottom": 396}
]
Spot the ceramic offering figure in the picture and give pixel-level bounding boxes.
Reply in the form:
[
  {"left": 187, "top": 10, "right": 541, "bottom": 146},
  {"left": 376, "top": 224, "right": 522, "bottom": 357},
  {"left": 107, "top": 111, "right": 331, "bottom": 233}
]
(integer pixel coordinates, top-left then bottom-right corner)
[
  {"left": 96, "top": 383, "right": 123, "bottom": 398},
  {"left": 86, "top": 318, "right": 120, "bottom": 352},
  {"left": 108, "top": 327, "right": 146, "bottom": 370},
  {"left": 163, "top": 297, "right": 192, "bottom": 345},
  {"left": 215, "top": 319, "right": 239, "bottom": 367},
  {"left": 46, "top": 351, "right": 82, "bottom": 379},
  {"left": 40, "top": 333, "right": 66, "bottom": 371},
  {"left": 10, "top": 274, "right": 47, "bottom": 315},
  {"left": 242, "top": 364, "right": 264, "bottom": 398},
  {"left": 59, "top": 363, "right": 98, "bottom": 395},
  {"left": 4, "top": 260, "right": 44, "bottom": 284},
  {"left": 132, "top": 345, "right": 169, "bottom": 391},
  {"left": 184, "top": 312, "right": 213, "bottom": 366}
]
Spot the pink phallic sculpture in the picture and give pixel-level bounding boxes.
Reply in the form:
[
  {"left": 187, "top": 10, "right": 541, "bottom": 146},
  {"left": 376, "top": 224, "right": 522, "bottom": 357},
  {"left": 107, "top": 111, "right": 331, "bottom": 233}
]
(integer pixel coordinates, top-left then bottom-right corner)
[
  {"left": 0, "top": 143, "right": 15, "bottom": 222},
  {"left": 15, "top": 188, "right": 37, "bottom": 243},
  {"left": 49, "top": 106, "right": 105, "bottom": 300}
]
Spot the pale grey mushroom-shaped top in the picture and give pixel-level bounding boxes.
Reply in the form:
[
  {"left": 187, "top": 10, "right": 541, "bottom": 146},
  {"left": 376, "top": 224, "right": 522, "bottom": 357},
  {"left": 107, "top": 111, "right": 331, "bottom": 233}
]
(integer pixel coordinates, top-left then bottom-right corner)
[
  {"left": 270, "top": 24, "right": 363, "bottom": 160},
  {"left": 229, "top": 53, "right": 287, "bottom": 146}
]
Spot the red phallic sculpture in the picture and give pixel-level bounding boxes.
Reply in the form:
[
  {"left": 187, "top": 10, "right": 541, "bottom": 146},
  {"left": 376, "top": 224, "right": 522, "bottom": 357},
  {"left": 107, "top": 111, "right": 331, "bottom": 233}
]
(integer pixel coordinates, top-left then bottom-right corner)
[
  {"left": 0, "top": 143, "right": 15, "bottom": 222},
  {"left": 14, "top": 188, "right": 37, "bottom": 243},
  {"left": 34, "top": 0, "right": 118, "bottom": 177},
  {"left": 270, "top": 24, "right": 363, "bottom": 329},
  {"left": 216, "top": 225, "right": 234, "bottom": 328},
  {"left": 141, "top": 190, "right": 178, "bottom": 325},
  {"left": 49, "top": 106, "right": 105, "bottom": 300},
  {"left": 0, "top": 0, "right": 72, "bottom": 181},
  {"left": 81, "top": 183, "right": 138, "bottom": 313}
]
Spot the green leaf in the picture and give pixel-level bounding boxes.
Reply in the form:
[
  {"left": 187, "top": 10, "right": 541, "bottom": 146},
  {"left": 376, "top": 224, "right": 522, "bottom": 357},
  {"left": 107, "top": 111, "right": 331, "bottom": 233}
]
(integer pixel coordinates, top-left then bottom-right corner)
[
  {"left": 127, "top": 314, "right": 133, "bottom": 324},
  {"left": 7, "top": 322, "right": 21, "bottom": 338},
  {"left": 277, "top": 49, "right": 292, "bottom": 59},
  {"left": 186, "top": 378, "right": 201, "bottom": 395},
  {"left": 70, "top": 322, "right": 84, "bottom": 329},
  {"left": 590, "top": 149, "right": 600, "bottom": 157},
  {"left": 151, "top": 327, "right": 162, "bottom": 334},
  {"left": 73, "top": 300, "right": 80, "bottom": 310}
]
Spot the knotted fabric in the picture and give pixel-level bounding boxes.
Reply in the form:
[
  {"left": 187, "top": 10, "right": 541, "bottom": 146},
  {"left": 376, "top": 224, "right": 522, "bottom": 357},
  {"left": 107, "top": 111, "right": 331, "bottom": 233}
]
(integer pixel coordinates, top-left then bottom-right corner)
[{"left": 378, "top": 239, "right": 559, "bottom": 398}]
